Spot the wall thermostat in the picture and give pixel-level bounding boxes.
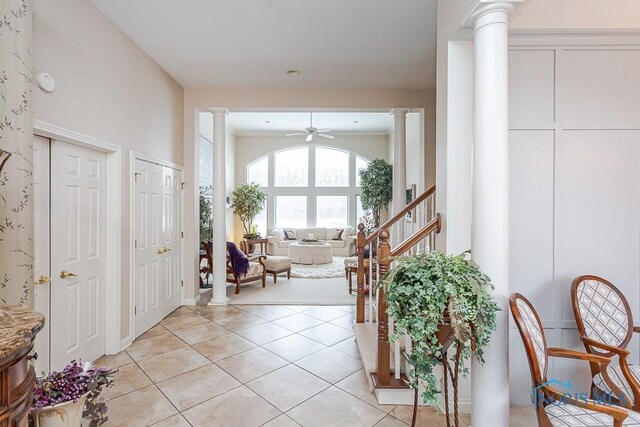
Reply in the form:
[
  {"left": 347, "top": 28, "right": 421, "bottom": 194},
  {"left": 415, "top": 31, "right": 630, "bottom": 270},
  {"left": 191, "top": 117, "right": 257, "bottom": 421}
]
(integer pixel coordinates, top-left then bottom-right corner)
[{"left": 36, "top": 72, "right": 55, "bottom": 93}]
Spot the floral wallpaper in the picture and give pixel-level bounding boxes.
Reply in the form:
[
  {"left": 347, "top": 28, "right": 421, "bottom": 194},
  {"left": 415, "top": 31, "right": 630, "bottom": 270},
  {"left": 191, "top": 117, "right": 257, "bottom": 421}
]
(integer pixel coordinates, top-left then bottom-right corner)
[{"left": 0, "top": 0, "right": 33, "bottom": 306}]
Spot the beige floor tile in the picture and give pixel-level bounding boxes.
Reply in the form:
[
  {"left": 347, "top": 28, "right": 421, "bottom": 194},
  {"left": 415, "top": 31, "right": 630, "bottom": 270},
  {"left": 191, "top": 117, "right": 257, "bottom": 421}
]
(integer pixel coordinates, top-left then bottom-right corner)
[
  {"left": 305, "top": 306, "right": 350, "bottom": 321},
  {"left": 262, "top": 414, "right": 301, "bottom": 426},
  {"left": 95, "top": 351, "right": 133, "bottom": 369},
  {"left": 102, "top": 362, "right": 152, "bottom": 401},
  {"left": 296, "top": 347, "right": 363, "bottom": 384},
  {"left": 235, "top": 322, "right": 293, "bottom": 345},
  {"left": 335, "top": 370, "right": 396, "bottom": 412},
  {"left": 138, "top": 346, "right": 210, "bottom": 382},
  {"left": 160, "top": 312, "right": 210, "bottom": 332},
  {"left": 299, "top": 323, "right": 355, "bottom": 346},
  {"left": 388, "top": 405, "right": 471, "bottom": 427},
  {"left": 281, "top": 305, "right": 321, "bottom": 312},
  {"left": 271, "top": 312, "right": 325, "bottom": 332},
  {"left": 157, "top": 363, "right": 241, "bottom": 411},
  {"left": 330, "top": 314, "right": 356, "bottom": 330},
  {"left": 510, "top": 406, "right": 537, "bottom": 426},
  {"left": 192, "top": 333, "right": 256, "bottom": 361},
  {"left": 331, "top": 337, "right": 361, "bottom": 358},
  {"left": 182, "top": 385, "right": 281, "bottom": 427},
  {"left": 166, "top": 306, "right": 195, "bottom": 318},
  {"left": 194, "top": 304, "right": 243, "bottom": 321},
  {"left": 104, "top": 385, "right": 177, "bottom": 427},
  {"left": 214, "top": 312, "right": 267, "bottom": 331},
  {"left": 172, "top": 321, "right": 231, "bottom": 345},
  {"left": 136, "top": 324, "right": 173, "bottom": 341},
  {"left": 151, "top": 414, "right": 191, "bottom": 427},
  {"left": 287, "top": 386, "right": 386, "bottom": 427},
  {"left": 242, "top": 305, "right": 296, "bottom": 321},
  {"left": 374, "top": 415, "right": 408, "bottom": 426},
  {"left": 126, "top": 333, "right": 187, "bottom": 361},
  {"left": 262, "top": 333, "right": 327, "bottom": 362},
  {"left": 215, "top": 347, "right": 288, "bottom": 383},
  {"left": 247, "top": 364, "right": 330, "bottom": 412}
]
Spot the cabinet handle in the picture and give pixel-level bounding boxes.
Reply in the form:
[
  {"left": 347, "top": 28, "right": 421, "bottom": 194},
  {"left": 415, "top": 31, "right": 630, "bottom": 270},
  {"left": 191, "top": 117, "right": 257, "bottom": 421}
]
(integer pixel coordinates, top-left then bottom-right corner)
[
  {"left": 60, "top": 270, "right": 78, "bottom": 279},
  {"left": 35, "top": 275, "right": 50, "bottom": 285}
]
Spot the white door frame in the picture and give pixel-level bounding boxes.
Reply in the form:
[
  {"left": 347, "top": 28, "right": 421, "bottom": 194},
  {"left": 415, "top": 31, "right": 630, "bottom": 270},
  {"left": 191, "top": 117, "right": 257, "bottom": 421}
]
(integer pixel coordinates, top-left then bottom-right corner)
[
  {"left": 129, "top": 151, "right": 185, "bottom": 339},
  {"left": 33, "top": 120, "right": 123, "bottom": 355}
]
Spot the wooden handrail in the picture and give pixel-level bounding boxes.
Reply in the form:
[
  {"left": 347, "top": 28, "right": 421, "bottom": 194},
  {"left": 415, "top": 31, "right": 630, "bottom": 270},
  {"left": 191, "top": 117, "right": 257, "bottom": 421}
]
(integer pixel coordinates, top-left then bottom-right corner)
[
  {"left": 389, "top": 214, "right": 441, "bottom": 257},
  {"left": 363, "top": 184, "right": 435, "bottom": 246}
]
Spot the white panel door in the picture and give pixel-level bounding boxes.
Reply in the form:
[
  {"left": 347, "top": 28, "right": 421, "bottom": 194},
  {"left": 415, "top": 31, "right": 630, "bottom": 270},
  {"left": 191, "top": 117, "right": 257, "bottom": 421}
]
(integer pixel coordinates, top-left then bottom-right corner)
[
  {"left": 33, "top": 135, "right": 51, "bottom": 374},
  {"left": 161, "top": 166, "right": 182, "bottom": 317},
  {"left": 50, "top": 140, "right": 106, "bottom": 370},
  {"left": 134, "top": 159, "right": 163, "bottom": 336}
]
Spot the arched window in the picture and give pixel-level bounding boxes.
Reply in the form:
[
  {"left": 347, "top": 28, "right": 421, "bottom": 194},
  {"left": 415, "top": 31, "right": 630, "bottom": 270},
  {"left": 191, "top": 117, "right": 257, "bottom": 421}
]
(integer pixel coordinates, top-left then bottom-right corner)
[{"left": 247, "top": 155, "right": 268, "bottom": 187}]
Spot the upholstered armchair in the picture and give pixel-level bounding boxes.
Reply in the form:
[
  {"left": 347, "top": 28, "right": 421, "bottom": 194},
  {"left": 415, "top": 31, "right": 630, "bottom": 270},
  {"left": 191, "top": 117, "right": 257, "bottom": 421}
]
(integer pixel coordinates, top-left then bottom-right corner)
[
  {"left": 510, "top": 293, "right": 640, "bottom": 427},
  {"left": 572, "top": 275, "right": 640, "bottom": 410},
  {"left": 226, "top": 242, "right": 266, "bottom": 294}
]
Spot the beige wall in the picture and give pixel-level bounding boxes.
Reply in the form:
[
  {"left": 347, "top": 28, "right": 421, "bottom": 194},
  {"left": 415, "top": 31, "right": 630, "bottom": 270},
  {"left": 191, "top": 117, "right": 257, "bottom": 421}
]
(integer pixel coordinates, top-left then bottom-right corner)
[
  {"left": 33, "top": 0, "right": 184, "bottom": 348},
  {"left": 183, "top": 87, "right": 436, "bottom": 300},
  {"left": 512, "top": 0, "right": 640, "bottom": 29}
]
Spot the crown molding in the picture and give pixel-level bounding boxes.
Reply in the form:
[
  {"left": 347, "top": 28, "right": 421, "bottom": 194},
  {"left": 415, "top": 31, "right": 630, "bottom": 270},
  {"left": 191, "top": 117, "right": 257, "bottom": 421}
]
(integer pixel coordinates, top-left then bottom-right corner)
[{"left": 509, "top": 28, "right": 640, "bottom": 46}]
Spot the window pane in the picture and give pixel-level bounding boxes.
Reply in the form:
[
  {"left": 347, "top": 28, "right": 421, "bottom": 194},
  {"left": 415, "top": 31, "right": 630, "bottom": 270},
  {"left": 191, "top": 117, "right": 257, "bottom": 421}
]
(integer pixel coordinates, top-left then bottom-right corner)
[
  {"left": 316, "top": 147, "right": 349, "bottom": 187},
  {"left": 274, "top": 147, "right": 309, "bottom": 187},
  {"left": 247, "top": 156, "right": 268, "bottom": 187},
  {"left": 199, "top": 136, "right": 213, "bottom": 189},
  {"left": 355, "top": 156, "right": 369, "bottom": 187},
  {"left": 317, "top": 195, "right": 348, "bottom": 227},
  {"left": 275, "top": 196, "right": 307, "bottom": 228},
  {"left": 252, "top": 203, "right": 267, "bottom": 237},
  {"left": 356, "top": 195, "right": 366, "bottom": 224}
]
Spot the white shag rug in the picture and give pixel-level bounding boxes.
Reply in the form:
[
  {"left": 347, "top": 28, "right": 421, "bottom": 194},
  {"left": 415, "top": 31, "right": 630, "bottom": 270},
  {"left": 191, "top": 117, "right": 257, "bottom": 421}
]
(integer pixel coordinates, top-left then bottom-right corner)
[{"left": 290, "top": 256, "right": 346, "bottom": 279}]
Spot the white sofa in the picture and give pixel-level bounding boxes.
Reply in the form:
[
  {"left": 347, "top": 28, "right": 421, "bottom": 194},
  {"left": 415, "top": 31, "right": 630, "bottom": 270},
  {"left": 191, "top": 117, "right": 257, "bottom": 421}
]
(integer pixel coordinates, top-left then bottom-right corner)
[{"left": 266, "top": 227, "right": 357, "bottom": 257}]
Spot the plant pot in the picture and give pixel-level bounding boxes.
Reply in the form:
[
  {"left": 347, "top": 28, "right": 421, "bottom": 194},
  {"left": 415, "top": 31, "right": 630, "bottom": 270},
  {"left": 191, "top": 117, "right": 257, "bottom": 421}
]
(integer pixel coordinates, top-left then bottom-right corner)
[
  {"left": 436, "top": 309, "right": 456, "bottom": 353},
  {"left": 32, "top": 392, "right": 88, "bottom": 427}
]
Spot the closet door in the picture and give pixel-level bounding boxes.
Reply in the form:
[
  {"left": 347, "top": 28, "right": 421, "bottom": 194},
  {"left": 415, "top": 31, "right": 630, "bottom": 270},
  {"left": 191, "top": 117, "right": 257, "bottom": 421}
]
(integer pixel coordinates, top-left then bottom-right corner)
[
  {"left": 160, "top": 166, "right": 182, "bottom": 317},
  {"left": 50, "top": 140, "right": 106, "bottom": 370}
]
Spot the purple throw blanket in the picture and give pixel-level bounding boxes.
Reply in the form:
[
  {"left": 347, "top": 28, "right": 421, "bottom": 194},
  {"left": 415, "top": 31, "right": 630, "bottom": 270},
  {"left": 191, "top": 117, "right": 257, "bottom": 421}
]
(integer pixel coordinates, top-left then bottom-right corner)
[{"left": 227, "top": 241, "right": 249, "bottom": 278}]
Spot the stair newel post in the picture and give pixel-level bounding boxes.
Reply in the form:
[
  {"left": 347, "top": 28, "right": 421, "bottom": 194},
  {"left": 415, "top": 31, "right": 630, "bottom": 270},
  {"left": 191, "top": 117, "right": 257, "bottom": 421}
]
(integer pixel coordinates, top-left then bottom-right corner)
[
  {"left": 356, "top": 223, "right": 366, "bottom": 323},
  {"left": 376, "top": 228, "right": 391, "bottom": 386}
]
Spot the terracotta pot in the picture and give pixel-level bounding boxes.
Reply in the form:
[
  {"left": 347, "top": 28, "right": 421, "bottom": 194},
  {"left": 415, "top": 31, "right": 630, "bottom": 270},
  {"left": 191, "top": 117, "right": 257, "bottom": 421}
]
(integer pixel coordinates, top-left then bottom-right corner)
[
  {"left": 32, "top": 392, "right": 88, "bottom": 427},
  {"left": 436, "top": 309, "right": 456, "bottom": 353}
]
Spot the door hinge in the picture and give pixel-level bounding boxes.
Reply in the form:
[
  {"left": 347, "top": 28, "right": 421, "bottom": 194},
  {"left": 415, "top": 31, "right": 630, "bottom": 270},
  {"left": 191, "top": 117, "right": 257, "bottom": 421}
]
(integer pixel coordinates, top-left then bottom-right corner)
[
  {"left": 181, "top": 182, "right": 186, "bottom": 190},
  {"left": 134, "top": 306, "right": 137, "bottom": 315},
  {"left": 181, "top": 280, "right": 184, "bottom": 288},
  {"left": 181, "top": 231, "right": 184, "bottom": 238},
  {"left": 134, "top": 239, "right": 137, "bottom": 249},
  {"left": 134, "top": 172, "right": 141, "bottom": 182}
]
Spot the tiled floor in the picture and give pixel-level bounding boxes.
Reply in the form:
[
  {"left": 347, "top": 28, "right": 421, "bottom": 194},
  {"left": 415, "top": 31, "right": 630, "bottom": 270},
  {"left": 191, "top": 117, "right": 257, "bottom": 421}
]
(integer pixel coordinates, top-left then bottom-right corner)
[{"left": 97, "top": 303, "right": 537, "bottom": 427}]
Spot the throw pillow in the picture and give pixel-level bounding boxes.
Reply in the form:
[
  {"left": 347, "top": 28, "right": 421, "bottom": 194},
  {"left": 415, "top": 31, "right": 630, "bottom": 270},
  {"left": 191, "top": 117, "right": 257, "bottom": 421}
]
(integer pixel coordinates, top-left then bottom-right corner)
[
  {"left": 331, "top": 228, "right": 344, "bottom": 240},
  {"left": 283, "top": 229, "right": 297, "bottom": 240}
]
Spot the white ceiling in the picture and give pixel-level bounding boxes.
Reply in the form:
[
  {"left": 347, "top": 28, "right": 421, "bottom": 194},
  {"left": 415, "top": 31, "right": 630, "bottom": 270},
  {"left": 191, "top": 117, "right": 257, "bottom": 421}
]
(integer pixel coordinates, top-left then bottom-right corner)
[
  {"left": 227, "top": 112, "right": 394, "bottom": 134},
  {"left": 90, "top": 0, "right": 437, "bottom": 90}
]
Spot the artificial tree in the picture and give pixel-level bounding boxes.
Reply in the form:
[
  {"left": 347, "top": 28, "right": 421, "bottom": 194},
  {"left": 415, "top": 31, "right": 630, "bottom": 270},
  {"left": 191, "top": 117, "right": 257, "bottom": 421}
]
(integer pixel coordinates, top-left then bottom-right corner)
[
  {"left": 358, "top": 158, "right": 392, "bottom": 227},
  {"left": 378, "top": 251, "right": 498, "bottom": 427},
  {"left": 199, "top": 185, "right": 213, "bottom": 241},
  {"left": 231, "top": 183, "right": 267, "bottom": 239}
]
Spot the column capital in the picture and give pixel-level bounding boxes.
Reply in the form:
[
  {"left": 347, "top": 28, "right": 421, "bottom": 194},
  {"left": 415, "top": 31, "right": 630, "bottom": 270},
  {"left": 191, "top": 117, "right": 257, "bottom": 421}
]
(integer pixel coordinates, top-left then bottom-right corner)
[
  {"left": 461, "top": 0, "right": 522, "bottom": 31},
  {"left": 390, "top": 108, "right": 410, "bottom": 117},
  {"left": 209, "top": 107, "right": 229, "bottom": 117}
]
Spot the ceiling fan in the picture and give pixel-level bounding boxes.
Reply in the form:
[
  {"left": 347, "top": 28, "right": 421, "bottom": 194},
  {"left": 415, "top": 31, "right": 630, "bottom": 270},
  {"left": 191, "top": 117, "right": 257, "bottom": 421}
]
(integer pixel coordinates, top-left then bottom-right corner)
[{"left": 286, "top": 112, "right": 335, "bottom": 142}]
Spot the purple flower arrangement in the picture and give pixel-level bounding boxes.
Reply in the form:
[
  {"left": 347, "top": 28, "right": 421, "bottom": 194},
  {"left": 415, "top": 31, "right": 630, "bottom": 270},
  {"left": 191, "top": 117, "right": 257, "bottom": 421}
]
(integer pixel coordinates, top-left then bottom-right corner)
[{"left": 33, "top": 360, "right": 118, "bottom": 426}]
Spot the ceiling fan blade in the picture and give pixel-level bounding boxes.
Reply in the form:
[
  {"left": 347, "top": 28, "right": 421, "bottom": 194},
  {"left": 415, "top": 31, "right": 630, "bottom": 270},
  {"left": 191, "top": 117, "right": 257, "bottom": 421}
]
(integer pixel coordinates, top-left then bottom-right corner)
[
  {"left": 305, "top": 134, "right": 314, "bottom": 142},
  {"left": 286, "top": 133, "right": 305, "bottom": 137},
  {"left": 317, "top": 133, "right": 335, "bottom": 140},
  {"left": 316, "top": 129, "right": 332, "bottom": 133}
]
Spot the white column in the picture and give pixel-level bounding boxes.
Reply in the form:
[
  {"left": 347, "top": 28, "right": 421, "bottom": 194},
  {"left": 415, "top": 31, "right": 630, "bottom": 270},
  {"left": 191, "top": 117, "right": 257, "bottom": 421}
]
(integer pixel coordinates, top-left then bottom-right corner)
[
  {"left": 467, "top": 2, "right": 518, "bottom": 427},
  {"left": 209, "top": 108, "right": 229, "bottom": 305},
  {"left": 391, "top": 108, "right": 408, "bottom": 243}
]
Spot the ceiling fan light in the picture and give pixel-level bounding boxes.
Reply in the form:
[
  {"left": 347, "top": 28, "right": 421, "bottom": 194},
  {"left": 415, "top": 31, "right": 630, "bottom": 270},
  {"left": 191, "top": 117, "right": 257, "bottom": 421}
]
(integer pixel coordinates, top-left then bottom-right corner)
[{"left": 306, "top": 133, "right": 314, "bottom": 142}]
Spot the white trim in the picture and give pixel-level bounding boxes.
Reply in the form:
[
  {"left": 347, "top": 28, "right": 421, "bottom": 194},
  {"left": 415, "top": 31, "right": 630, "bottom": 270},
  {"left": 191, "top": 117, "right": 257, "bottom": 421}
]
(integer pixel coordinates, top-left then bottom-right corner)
[
  {"left": 32, "top": 120, "right": 123, "bottom": 355},
  {"left": 131, "top": 150, "right": 184, "bottom": 171},
  {"left": 509, "top": 29, "right": 640, "bottom": 46},
  {"left": 183, "top": 295, "right": 201, "bottom": 306}
]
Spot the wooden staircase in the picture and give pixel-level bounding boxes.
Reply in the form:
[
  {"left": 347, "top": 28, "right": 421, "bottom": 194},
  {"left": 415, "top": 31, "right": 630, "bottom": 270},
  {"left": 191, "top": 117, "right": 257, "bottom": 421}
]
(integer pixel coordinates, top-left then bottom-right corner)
[{"left": 354, "top": 184, "right": 441, "bottom": 405}]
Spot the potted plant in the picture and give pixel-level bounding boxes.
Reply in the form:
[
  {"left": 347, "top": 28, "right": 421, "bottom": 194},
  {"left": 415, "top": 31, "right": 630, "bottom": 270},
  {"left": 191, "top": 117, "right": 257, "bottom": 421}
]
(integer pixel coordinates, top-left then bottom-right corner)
[
  {"left": 358, "top": 159, "right": 392, "bottom": 228},
  {"left": 199, "top": 185, "right": 213, "bottom": 242},
  {"left": 31, "top": 360, "right": 118, "bottom": 427},
  {"left": 378, "top": 251, "right": 498, "bottom": 427},
  {"left": 231, "top": 183, "right": 267, "bottom": 251}
]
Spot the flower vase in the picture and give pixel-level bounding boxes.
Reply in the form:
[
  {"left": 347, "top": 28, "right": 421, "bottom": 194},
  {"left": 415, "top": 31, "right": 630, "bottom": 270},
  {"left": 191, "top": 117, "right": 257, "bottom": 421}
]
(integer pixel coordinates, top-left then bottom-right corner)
[{"left": 31, "top": 392, "right": 89, "bottom": 427}]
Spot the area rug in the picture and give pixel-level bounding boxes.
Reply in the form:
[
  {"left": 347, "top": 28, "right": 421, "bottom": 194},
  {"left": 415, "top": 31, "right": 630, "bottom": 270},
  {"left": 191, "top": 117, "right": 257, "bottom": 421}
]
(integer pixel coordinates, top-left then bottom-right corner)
[{"left": 290, "top": 256, "right": 346, "bottom": 279}]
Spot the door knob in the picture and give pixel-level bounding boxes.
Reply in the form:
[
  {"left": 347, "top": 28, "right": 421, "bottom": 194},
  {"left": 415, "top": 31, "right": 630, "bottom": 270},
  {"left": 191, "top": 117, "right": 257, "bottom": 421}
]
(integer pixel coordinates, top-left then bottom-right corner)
[
  {"left": 60, "top": 270, "right": 78, "bottom": 279},
  {"left": 34, "top": 275, "right": 50, "bottom": 285},
  {"left": 157, "top": 248, "right": 166, "bottom": 254},
  {"left": 164, "top": 247, "right": 171, "bottom": 252}
]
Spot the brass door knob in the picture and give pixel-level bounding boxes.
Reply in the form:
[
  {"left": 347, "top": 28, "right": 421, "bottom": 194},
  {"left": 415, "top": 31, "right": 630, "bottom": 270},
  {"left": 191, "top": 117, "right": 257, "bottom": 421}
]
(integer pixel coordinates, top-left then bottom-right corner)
[
  {"left": 157, "top": 248, "right": 165, "bottom": 254},
  {"left": 34, "top": 275, "right": 50, "bottom": 285},
  {"left": 164, "top": 247, "right": 171, "bottom": 253},
  {"left": 60, "top": 270, "right": 78, "bottom": 279}
]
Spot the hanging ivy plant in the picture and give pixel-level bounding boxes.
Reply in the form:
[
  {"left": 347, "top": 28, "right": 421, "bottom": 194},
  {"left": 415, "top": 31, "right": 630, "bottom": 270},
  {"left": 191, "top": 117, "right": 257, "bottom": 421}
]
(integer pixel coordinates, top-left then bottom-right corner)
[{"left": 378, "top": 250, "right": 499, "bottom": 406}]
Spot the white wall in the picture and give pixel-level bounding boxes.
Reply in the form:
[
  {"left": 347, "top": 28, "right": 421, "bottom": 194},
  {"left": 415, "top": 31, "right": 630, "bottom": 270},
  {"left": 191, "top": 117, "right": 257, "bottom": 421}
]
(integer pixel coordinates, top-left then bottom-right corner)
[
  {"left": 33, "top": 0, "right": 184, "bottom": 348},
  {"left": 508, "top": 42, "right": 640, "bottom": 405}
]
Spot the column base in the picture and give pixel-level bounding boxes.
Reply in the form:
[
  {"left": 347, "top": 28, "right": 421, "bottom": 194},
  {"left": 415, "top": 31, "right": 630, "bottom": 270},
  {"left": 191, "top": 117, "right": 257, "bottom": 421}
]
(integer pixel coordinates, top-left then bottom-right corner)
[{"left": 208, "top": 297, "right": 230, "bottom": 306}]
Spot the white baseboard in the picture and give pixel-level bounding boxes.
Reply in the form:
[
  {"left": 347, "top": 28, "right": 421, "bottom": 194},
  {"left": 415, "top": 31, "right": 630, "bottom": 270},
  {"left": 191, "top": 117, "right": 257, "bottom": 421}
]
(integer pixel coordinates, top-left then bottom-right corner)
[{"left": 183, "top": 295, "right": 202, "bottom": 306}]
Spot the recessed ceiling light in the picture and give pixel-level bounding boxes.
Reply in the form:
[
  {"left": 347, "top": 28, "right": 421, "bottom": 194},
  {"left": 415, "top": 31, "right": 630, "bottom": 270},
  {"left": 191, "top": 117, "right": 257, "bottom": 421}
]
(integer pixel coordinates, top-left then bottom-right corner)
[
  {"left": 286, "top": 70, "right": 301, "bottom": 77},
  {"left": 353, "top": 120, "right": 359, "bottom": 124},
  {"left": 265, "top": 120, "right": 271, "bottom": 123}
]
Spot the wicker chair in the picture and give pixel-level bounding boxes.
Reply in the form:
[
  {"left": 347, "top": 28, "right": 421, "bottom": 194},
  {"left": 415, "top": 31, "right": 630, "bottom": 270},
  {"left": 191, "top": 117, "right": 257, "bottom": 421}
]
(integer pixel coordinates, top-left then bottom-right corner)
[
  {"left": 510, "top": 292, "right": 640, "bottom": 426},
  {"left": 572, "top": 275, "right": 640, "bottom": 410},
  {"left": 226, "top": 245, "right": 266, "bottom": 295}
]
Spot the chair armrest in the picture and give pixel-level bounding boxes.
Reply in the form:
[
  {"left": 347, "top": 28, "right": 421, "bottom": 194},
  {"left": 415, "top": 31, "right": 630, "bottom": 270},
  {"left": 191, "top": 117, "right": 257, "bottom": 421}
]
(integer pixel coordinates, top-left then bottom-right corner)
[
  {"left": 267, "top": 236, "right": 280, "bottom": 244},
  {"left": 247, "top": 255, "right": 267, "bottom": 265},
  {"left": 633, "top": 326, "right": 640, "bottom": 334},
  {"left": 547, "top": 347, "right": 611, "bottom": 365},
  {"left": 540, "top": 384, "right": 629, "bottom": 425},
  {"left": 580, "top": 336, "right": 631, "bottom": 357}
]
